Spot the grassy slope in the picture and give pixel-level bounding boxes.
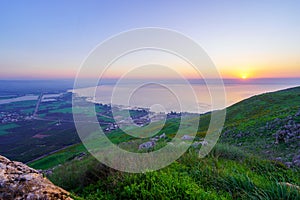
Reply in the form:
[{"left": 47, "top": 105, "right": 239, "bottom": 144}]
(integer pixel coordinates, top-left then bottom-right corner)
[
  {"left": 52, "top": 144, "right": 300, "bottom": 200},
  {"left": 29, "top": 86, "right": 300, "bottom": 199},
  {"left": 220, "top": 86, "right": 300, "bottom": 162}
]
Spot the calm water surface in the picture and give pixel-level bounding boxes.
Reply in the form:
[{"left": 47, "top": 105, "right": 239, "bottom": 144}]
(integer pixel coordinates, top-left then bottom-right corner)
[{"left": 73, "top": 82, "right": 300, "bottom": 113}]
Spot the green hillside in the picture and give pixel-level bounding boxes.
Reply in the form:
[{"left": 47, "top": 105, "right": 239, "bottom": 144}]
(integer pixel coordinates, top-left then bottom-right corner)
[
  {"left": 220, "top": 86, "right": 300, "bottom": 163},
  {"left": 29, "top": 86, "right": 300, "bottom": 199}
]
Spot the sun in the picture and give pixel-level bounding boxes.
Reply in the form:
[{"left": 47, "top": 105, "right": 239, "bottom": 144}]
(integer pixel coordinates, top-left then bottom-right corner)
[
  {"left": 241, "top": 74, "right": 248, "bottom": 79},
  {"left": 240, "top": 72, "right": 249, "bottom": 79}
]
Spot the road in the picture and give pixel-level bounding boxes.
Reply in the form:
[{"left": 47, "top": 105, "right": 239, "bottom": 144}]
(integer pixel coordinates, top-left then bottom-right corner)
[{"left": 33, "top": 93, "right": 43, "bottom": 117}]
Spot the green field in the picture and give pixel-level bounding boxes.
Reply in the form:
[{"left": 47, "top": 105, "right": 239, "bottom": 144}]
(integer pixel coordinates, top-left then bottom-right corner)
[
  {"left": 0, "top": 123, "right": 20, "bottom": 135},
  {"left": 29, "top": 144, "right": 87, "bottom": 170},
  {"left": 0, "top": 100, "right": 37, "bottom": 114}
]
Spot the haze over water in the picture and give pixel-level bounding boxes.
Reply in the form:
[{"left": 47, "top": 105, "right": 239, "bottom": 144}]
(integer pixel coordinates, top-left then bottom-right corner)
[{"left": 73, "top": 78, "right": 300, "bottom": 114}]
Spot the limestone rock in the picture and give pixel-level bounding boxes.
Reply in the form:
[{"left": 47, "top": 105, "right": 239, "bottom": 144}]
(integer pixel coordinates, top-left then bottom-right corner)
[
  {"left": 138, "top": 141, "right": 156, "bottom": 150},
  {"left": 181, "top": 135, "right": 194, "bottom": 141},
  {"left": 191, "top": 140, "right": 208, "bottom": 148},
  {"left": 293, "top": 153, "right": 300, "bottom": 167},
  {"left": 159, "top": 133, "right": 166, "bottom": 139},
  {"left": 0, "top": 155, "right": 72, "bottom": 200}
]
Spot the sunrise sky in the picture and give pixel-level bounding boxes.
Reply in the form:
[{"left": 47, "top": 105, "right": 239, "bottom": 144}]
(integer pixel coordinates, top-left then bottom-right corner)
[{"left": 0, "top": 0, "right": 299, "bottom": 80}]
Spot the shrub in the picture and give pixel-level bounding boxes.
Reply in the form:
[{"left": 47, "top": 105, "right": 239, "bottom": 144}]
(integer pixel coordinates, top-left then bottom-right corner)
[
  {"left": 83, "top": 170, "right": 227, "bottom": 200},
  {"left": 49, "top": 156, "right": 116, "bottom": 192},
  {"left": 210, "top": 143, "right": 248, "bottom": 161}
]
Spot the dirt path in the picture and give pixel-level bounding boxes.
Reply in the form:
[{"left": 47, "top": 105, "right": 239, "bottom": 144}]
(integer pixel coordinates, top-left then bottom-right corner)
[{"left": 33, "top": 93, "right": 43, "bottom": 117}]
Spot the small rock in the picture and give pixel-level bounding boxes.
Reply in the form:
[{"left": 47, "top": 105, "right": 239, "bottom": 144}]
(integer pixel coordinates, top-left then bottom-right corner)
[
  {"left": 285, "top": 162, "right": 293, "bottom": 168},
  {"left": 293, "top": 154, "right": 300, "bottom": 167},
  {"left": 181, "top": 135, "right": 194, "bottom": 141},
  {"left": 191, "top": 140, "right": 208, "bottom": 148},
  {"left": 223, "top": 130, "right": 231, "bottom": 136},
  {"left": 150, "top": 137, "right": 159, "bottom": 142},
  {"left": 159, "top": 133, "right": 166, "bottom": 139},
  {"left": 139, "top": 141, "right": 156, "bottom": 150},
  {"left": 275, "top": 157, "right": 283, "bottom": 162},
  {"left": 279, "top": 182, "right": 300, "bottom": 191},
  {"left": 191, "top": 142, "right": 201, "bottom": 148}
]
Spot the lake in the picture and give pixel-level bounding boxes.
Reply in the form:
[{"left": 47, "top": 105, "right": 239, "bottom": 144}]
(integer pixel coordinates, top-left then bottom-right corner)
[{"left": 72, "top": 78, "right": 300, "bottom": 113}]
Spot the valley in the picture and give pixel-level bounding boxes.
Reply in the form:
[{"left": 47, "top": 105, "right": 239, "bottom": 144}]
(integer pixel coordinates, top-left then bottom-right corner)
[{"left": 1, "top": 85, "right": 300, "bottom": 199}]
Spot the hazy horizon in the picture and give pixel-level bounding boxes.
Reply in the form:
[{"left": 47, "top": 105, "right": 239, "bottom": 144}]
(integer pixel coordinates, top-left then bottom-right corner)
[{"left": 1, "top": 1, "right": 300, "bottom": 80}]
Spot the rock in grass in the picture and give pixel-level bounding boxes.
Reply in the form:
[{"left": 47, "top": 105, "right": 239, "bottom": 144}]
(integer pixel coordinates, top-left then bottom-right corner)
[
  {"left": 293, "top": 153, "right": 300, "bottom": 167},
  {"left": 138, "top": 141, "right": 156, "bottom": 150},
  {"left": 191, "top": 140, "right": 208, "bottom": 148},
  {"left": 279, "top": 182, "right": 300, "bottom": 191},
  {"left": 0, "top": 155, "right": 72, "bottom": 200},
  {"left": 159, "top": 133, "right": 166, "bottom": 139},
  {"left": 181, "top": 135, "right": 194, "bottom": 141}
]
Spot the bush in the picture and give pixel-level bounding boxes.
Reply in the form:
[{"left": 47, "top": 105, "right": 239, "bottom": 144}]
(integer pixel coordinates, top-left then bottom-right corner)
[
  {"left": 83, "top": 170, "right": 226, "bottom": 200},
  {"left": 210, "top": 143, "right": 248, "bottom": 161},
  {"left": 49, "top": 156, "right": 116, "bottom": 192}
]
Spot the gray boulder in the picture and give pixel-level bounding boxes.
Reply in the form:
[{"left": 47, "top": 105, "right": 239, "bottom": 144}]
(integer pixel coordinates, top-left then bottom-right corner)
[
  {"left": 139, "top": 141, "right": 156, "bottom": 150},
  {"left": 191, "top": 140, "right": 208, "bottom": 148},
  {"left": 181, "top": 135, "right": 194, "bottom": 141},
  {"left": 159, "top": 133, "right": 166, "bottom": 139}
]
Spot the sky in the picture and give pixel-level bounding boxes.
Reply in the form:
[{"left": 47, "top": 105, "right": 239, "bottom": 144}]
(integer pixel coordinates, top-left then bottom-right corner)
[{"left": 0, "top": 0, "right": 300, "bottom": 80}]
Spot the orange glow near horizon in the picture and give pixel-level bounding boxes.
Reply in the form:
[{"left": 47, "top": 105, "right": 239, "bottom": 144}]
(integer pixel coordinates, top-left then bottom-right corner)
[
  {"left": 239, "top": 71, "right": 251, "bottom": 80},
  {"left": 1, "top": 63, "right": 300, "bottom": 80}
]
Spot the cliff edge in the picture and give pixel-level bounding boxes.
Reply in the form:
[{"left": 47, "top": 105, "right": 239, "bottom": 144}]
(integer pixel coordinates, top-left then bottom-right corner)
[{"left": 0, "top": 155, "right": 72, "bottom": 200}]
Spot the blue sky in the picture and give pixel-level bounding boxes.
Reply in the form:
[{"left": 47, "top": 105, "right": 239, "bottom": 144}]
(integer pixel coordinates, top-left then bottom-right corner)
[{"left": 1, "top": 0, "right": 300, "bottom": 79}]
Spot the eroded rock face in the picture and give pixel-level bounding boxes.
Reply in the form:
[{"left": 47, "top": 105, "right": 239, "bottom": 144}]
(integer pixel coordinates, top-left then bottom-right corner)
[{"left": 0, "top": 155, "right": 72, "bottom": 200}]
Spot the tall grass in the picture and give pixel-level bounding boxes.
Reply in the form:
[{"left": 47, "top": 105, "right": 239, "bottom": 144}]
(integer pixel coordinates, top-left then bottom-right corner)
[{"left": 48, "top": 143, "right": 300, "bottom": 199}]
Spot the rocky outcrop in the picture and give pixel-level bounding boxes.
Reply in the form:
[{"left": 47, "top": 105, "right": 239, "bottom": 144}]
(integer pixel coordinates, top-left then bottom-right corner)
[
  {"left": 138, "top": 133, "right": 167, "bottom": 150},
  {"left": 0, "top": 155, "right": 72, "bottom": 200},
  {"left": 274, "top": 117, "right": 300, "bottom": 144}
]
